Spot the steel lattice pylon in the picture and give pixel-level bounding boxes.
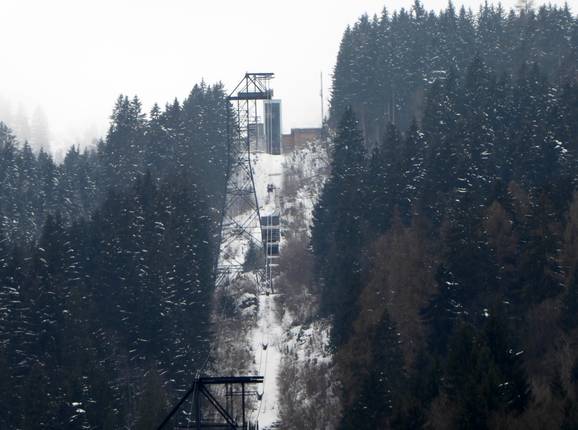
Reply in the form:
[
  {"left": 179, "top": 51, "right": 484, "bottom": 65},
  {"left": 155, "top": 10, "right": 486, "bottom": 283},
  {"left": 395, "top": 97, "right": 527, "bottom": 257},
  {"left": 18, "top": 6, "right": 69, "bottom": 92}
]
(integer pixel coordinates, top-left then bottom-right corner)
[{"left": 215, "top": 73, "right": 275, "bottom": 292}]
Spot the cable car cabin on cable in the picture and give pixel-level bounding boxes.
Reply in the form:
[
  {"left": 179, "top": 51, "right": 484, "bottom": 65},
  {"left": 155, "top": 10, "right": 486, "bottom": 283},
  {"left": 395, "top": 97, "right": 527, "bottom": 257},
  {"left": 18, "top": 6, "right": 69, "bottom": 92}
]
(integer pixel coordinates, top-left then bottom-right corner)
[
  {"left": 261, "top": 209, "right": 281, "bottom": 263},
  {"left": 267, "top": 243, "right": 280, "bottom": 257},
  {"left": 262, "top": 228, "right": 280, "bottom": 243},
  {"left": 260, "top": 214, "right": 280, "bottom": 226},
  {"left": 261, "top": 211, "right": 280, "bottom": 243}
]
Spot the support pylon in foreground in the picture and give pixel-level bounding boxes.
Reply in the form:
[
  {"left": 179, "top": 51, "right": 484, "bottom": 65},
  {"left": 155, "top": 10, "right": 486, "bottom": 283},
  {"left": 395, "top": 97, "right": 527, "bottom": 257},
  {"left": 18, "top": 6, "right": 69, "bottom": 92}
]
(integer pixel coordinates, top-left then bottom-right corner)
[{"left": 156, "top": 375, "right": 264, "bottom": 429}]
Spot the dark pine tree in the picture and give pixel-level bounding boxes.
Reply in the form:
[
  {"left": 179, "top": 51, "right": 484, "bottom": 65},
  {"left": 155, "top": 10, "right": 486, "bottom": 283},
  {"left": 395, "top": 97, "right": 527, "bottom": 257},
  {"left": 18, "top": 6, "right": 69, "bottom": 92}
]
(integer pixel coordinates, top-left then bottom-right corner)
[{"left": 312, "top": 106, "right": 366, "bottom": 347}]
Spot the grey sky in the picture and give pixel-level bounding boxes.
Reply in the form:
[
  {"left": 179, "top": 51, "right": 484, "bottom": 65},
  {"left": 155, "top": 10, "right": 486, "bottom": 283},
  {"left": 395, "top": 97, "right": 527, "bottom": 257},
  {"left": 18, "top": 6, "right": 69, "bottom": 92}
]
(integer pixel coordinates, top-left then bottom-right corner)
[{"left": 0, "top": 0, "right": 572, "bottom": 152}]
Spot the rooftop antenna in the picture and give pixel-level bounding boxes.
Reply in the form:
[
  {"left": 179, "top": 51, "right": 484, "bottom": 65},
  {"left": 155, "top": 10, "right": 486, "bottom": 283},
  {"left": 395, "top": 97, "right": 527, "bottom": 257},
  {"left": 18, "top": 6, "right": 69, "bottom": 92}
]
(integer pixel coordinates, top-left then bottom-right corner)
[{"left": 320, "top": 71, "right": 325, "bottom": 130}]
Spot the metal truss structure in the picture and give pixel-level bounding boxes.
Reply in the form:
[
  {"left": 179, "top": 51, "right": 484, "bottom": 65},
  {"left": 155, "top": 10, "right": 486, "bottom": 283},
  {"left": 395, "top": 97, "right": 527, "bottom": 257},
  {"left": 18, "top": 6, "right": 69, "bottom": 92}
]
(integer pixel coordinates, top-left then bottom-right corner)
[
  {"left": 156, "top": 375, "right": 264, "bottom": 429},
  {"left": 214, "top": 73, "right": 275, "bottom": 293}
]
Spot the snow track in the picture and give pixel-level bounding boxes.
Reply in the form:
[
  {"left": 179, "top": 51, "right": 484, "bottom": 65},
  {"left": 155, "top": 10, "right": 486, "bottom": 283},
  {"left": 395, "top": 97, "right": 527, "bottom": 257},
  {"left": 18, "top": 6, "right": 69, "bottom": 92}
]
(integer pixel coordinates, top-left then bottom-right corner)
[
  {"left": 249, "top": 151, "right": 284, "bottom": 427},
  {"left": 251, "top": 293, "right": 283, "bottom": 427}
]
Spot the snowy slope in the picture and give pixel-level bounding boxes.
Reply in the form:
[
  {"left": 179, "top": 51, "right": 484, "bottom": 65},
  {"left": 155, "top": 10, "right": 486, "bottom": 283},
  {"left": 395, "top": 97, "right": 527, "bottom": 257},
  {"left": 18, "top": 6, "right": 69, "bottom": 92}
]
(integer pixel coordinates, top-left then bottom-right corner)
[
  {"left": 251, "top": 151, "right": 283, "bottom": 214},
  {"left": 213, "top": 140, "right": 331, "bottom": 429},
  {"left": 248, "top": 141, "right": 332, "bottom": 429},
  {"left": 274, "top": 141, "right": 341, "bottom": 429},
  {"left": 248, "top": 150, "right": 285, "bottom": 428},
  {"left": 250, "top": 293, "right": 283, "bottom": 427}
]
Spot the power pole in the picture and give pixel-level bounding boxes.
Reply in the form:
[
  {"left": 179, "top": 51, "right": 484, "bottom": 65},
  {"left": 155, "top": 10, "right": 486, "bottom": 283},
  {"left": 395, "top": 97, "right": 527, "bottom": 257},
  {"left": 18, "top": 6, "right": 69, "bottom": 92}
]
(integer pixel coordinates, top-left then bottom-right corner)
[{"left": 320, "top": 71, "right": 325, "bottom": 137}]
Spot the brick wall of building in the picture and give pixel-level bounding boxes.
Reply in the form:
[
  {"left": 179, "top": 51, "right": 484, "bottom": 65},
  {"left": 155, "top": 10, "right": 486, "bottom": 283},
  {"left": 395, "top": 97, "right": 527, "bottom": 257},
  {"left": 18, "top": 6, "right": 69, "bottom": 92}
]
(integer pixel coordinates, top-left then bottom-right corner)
[{"left": 282, "top": 128, "right": 322, "bottom": 153}]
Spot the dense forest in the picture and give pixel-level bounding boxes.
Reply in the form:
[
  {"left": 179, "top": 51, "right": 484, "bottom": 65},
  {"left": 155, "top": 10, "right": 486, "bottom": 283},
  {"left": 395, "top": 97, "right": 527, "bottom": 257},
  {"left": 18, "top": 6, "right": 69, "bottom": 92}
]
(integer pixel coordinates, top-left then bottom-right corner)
[
  {"left": 330, "top": 1, "right": 578, "bottom": 141},
  {"left": 3, "top": 1, "right": 578, "bottom": 429},
  {"left": 0, "top": 83, "right": 228, "bottom": 428},
  {"left": 314, "top": 1, "right": 578, "bottom": 428}
]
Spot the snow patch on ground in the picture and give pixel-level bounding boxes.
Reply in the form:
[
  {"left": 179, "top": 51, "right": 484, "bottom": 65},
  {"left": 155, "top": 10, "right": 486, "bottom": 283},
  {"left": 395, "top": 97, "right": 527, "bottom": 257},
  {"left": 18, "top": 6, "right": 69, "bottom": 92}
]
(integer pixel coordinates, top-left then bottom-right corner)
[
  {"left": 283, "top": 317, "right": 333, "bottom": 364},
  {"left": 251, "top": 151, "right": 283, "bottom": 210},
  {"left": 281, "top": 141, "right": 329, "bottom": 238}
]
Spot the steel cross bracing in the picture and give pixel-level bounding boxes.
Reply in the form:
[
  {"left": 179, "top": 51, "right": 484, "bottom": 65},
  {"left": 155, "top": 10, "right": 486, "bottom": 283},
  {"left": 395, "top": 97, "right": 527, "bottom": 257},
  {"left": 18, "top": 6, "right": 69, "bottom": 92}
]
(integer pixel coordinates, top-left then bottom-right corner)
[
  {"left": 156, "top": 375, "right": 264, "bottom": 429},
  {"left": 215, "top": 73, "right": 275, "bottom": 293}
]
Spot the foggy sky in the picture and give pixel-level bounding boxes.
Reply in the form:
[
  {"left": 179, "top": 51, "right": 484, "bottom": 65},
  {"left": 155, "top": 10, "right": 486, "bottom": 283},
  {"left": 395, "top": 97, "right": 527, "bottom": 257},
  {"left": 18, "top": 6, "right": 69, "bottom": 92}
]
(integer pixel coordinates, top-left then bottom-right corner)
[{"left": 0, "top": 0, "right": 572, "bottom": 152}]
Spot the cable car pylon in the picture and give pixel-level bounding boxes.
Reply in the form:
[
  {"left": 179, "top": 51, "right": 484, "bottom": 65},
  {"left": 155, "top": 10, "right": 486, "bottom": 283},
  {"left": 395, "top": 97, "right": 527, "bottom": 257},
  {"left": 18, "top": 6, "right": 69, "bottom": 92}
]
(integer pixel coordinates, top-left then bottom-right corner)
[{"left": 215, "top": 72, "right": 276, "bottom": 294}]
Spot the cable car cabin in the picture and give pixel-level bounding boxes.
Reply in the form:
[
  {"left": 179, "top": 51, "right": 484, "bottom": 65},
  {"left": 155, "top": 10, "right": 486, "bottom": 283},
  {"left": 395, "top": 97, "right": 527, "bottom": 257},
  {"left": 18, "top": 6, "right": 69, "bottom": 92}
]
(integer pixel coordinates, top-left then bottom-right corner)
[
  {"left": 261, "top": 214, "right": 280, "bottom": 226},
  {"left": 267, "top": 243, "right": 280, "bottom": 256},
  {"left": 262, "top": 227, "right": 280, "bottom": 243}
]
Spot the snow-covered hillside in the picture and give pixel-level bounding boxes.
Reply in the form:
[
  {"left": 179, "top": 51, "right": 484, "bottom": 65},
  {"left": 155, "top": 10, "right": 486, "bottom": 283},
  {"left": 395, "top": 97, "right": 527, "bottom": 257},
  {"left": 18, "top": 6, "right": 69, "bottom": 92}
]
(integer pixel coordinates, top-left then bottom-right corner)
[
  {"left": 250, "top": 140, "right": 339, "bottom": 429},
  {"left": 212, "top": 139, "right": 337, "bottom": 429},
  {"left": 247, "top": 151, "right": 284, "bottom": 428}
]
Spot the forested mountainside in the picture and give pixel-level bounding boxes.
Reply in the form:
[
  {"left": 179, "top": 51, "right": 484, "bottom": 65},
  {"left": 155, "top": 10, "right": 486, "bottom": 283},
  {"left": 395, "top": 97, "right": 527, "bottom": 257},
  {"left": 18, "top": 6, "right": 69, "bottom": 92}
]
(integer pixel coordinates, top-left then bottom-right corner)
[
  {"left": 330, "top": 1, "right": 578, "bottom": 142},
  {"left": 0, "top": 83, "right": 228, "bottom": 428},
  {"left": 0, "top": 83, "right": 228, "bottom": 244},
  {"left": 314, "top": 2, "right": 578, "bottom": 429}
]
